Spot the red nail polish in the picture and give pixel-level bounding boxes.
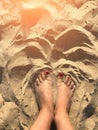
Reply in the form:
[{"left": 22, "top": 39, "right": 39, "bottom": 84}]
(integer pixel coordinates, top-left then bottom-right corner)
[
  {"left": 45, "top": 71, "right": 50, "bottom": 75},
  {"left": 58, "top": 73, "right": 64, "bottom": 77}
]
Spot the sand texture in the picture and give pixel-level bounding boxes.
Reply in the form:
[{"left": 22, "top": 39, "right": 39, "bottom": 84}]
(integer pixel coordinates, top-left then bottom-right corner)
[{"left": 0, "top": 0, "right": 98, "bottom": 130}]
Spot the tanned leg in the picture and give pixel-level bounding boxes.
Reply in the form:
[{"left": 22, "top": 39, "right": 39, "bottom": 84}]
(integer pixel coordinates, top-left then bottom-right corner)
[
  {"left": 30, "top": 70, "right": 53, "bottom": 130},
  {"left": 54, "top": 74, "right": 75, "bottom": 130}
]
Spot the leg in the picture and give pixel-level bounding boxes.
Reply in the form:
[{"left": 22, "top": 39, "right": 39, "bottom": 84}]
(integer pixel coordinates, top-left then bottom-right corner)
[
  {"left": 54, "top": 74, "right": 75, "bottom": 130},
  {"left": 30, "top": 70, "right": 53, "bottom": 130}
]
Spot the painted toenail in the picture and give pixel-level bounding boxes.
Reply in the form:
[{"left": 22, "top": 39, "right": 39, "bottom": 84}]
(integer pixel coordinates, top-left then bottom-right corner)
[
  {"left": 45, "top": 70, "right": 50, "bottom": 75},
  {"left": 58, "top": 73, "right": 64, "bottom": 77}
]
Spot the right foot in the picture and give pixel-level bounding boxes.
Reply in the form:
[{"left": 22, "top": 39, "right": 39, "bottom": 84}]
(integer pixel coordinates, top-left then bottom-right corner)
[
  {"left": 54, "top": 74, "right": 75, "bottom": 130},
  {"left": 34, "top": 69, "right": 53, "bottom": 113},
  {"left": 55, "top": 74, "right": 76, "bottom": 113}
]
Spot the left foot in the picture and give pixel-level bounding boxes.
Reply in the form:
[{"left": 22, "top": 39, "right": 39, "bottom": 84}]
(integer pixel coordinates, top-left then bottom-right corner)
[{"left": 34, "top": 69, "right": 53, "bottom": 113}]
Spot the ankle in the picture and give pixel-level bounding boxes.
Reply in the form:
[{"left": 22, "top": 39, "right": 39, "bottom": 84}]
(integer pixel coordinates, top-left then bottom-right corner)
[
  {"left": 54, "top": 107, "right": 68, "bottom": 120},
  {"left": 55, "top": 105, "right": 68, "bottom": 114},
  {"left": 54, "top": 109, "right": 69, "bottom": 122},
  {"left": 40, "top": 106, "right": 54, "bottom": 119}
]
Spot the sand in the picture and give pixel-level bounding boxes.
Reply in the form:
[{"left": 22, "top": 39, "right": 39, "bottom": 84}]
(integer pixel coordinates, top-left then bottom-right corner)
[{"left": 0, "top": 0, "right": 98, "bottom": 130}]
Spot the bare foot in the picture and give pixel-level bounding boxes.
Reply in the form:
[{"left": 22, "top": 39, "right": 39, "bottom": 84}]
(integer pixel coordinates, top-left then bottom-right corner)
[
  {"left": 34, "top": 69, "right": 53, "bottom": 113},
  {"left": 55, "top": 73, "right": 76, "bottom": 113},
  {"left": 30, "top": 70, "right": 53, "bottom": 130}
]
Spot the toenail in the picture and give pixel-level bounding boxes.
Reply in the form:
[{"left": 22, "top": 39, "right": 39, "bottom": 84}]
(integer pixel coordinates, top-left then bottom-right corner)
[
  {"left": 58, "top": 73, "right": 64, "bottom": 77},
  {"left": 45, "top": 70, "right": 50, "bottom": 75}
]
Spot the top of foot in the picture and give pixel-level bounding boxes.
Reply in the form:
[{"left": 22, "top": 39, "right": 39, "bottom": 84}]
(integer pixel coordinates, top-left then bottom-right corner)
[
  {"left": 56, "top": 73, "right": 76, "bottom": 112},
  {"left": 34, "top": 69, "right": 53, "bottom": 112}
]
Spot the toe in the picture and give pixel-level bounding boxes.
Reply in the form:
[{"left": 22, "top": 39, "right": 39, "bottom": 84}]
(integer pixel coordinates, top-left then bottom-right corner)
[
  {"left": 35, "top": 71, "right": 45, "bottom": 86},
  {"left": 58, "top": 73, "right": 64, "bottom": 78},
  {"left": 69, "top": 81, "right": 75, "bottom": 89},
  {"left": 41, "top": 71, "right": 46, "bottom": 80},
  {"left": 64, "top": 75, "right": 76, "bottom": 90},
  {"left": 64, "top": 75, "right": 71, "bottom": 85},
  {"left": 72, "top": 85, "right": 76, "bottom": 92},
  {"left": 34, "top": 69, "right": 51, "bottom": 86},
  {"left": 35, "top": 78, "right": 40, "bottom": 86},
  {"left": 57, "top": 73, "right": 64, "bottom": 83},
  {"left": 38, "top": 73, "right": 43, "bottom": 83},
  {"left": 67, "top": 78, "right": 72, "bottom": 86},
  {"left": 45, "top": 70, "right": 51, "bottom": 78},
  {"left": 38, "top": 70, "right": 47, "bottom": 82}
]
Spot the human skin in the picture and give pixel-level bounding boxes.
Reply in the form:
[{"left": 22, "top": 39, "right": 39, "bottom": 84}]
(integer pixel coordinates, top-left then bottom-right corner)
[{"left": 30, "top": 70, "right": 75, "bottom": 130}]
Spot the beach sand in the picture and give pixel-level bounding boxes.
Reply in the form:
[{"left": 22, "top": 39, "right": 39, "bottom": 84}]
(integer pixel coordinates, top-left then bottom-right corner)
[{"left": 0, "top": 0, "right": 98, "bottom": 129}]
